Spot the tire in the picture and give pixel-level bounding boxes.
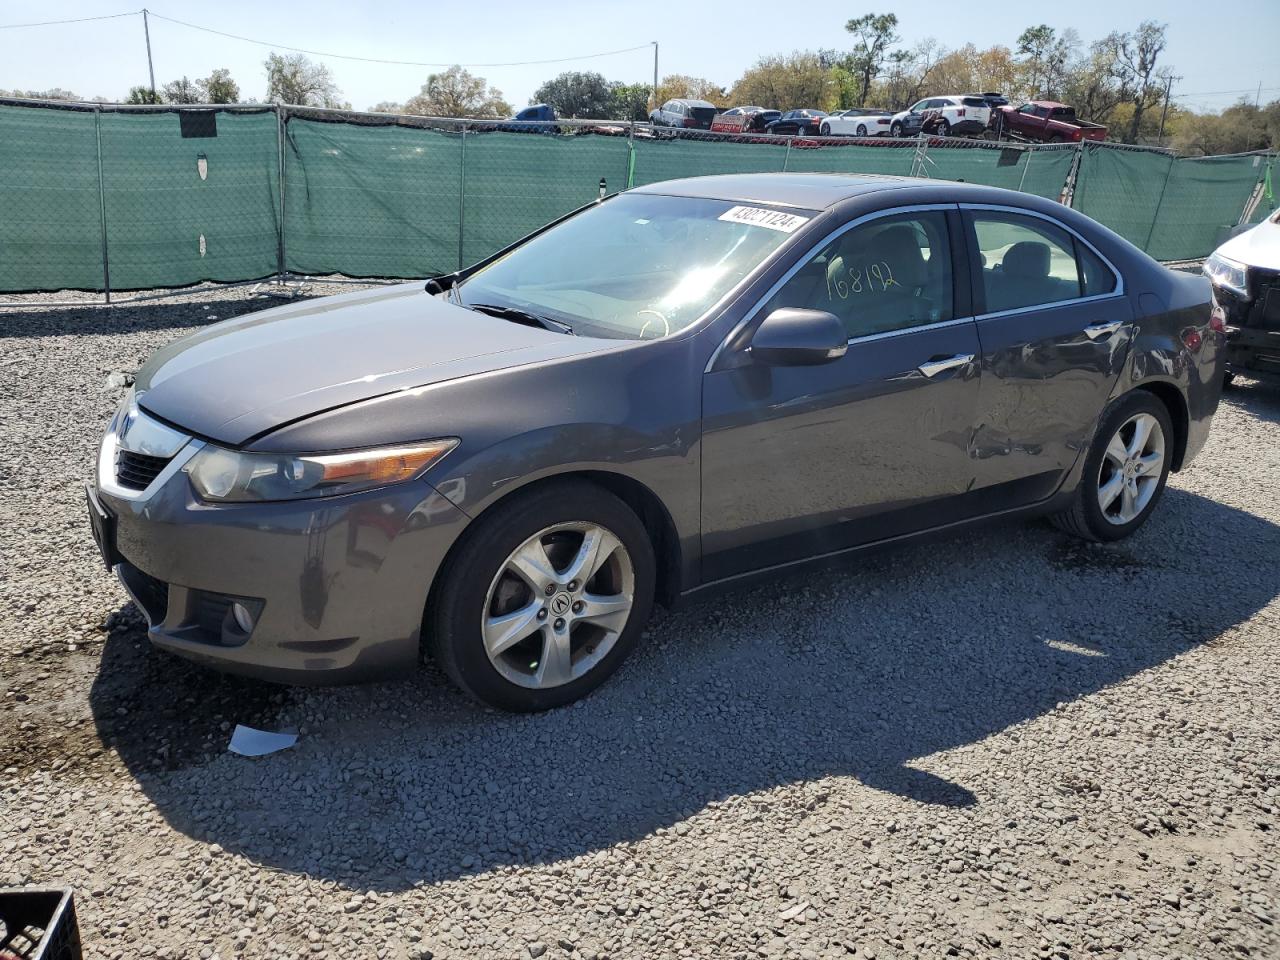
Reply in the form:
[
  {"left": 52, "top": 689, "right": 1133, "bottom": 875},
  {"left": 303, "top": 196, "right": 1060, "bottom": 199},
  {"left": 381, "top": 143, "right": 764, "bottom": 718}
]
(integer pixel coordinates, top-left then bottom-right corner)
[
  {"left": 1051, "top": 391, "right": 1175, "bottom": 542},
  {"left": 819, "top": 123, "right": 831, "bottom": 136},
  {"left": 428, "top": 480, "right": 656, "bottom": 712},
  {"left": 890, "top": 121, "right": 903, "bottom": 138},
  {"left": 1049, "top": 134, "right": 1066, "bottom": 144},
  {"left": 856, "top": 124, "right": 868, "bottom": 136},
  {"left": 937, "top": 119, "right": 951, "bottom": 137}
]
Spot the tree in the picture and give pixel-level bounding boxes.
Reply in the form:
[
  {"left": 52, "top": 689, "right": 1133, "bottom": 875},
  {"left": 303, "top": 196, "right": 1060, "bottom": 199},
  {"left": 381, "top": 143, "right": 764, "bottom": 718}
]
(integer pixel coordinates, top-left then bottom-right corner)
[
  {"left": 404, "top": 66, "right": 510, "bottom": 118},
  {"left": 610, "top": 83, "right": 652, "bottom": 121},
  {"left": 125, "top": 85, "right": 162, "bottom": 105},
  {"left": 1016, "top": 25, "right": 1077, "bottom": 100},
  {"left": 533, "top": 71, "right": 615, "bottom": 118},
  {"left": 1102, "top": 21, "right": 1170, "bottom": 143},
  {"left": 844, "top": 13, "right": 899, "bottom": 106},
  {"left": 1061, "top": 41, "right": 1125, "bottom": 124},
  {"left": 369, "top": 101, "right": 404, "bottom": 114},
  {"left": 730, "top": 53, "right": 833, "bottom": 111},
  {"left": 0, "top": 87, "right": 82, "bottom": 101},
  {"left": 654, "top": 75, "right": 727, "bottom": 108},
  {"left": 199, "top": 69, "right": 240, "bottom": 104},
  {"left": 162, "top": 77, "right": 201, "bottom": 104},
  {"left": 264, "top": 52, "right": 343, "bottom": 107}
]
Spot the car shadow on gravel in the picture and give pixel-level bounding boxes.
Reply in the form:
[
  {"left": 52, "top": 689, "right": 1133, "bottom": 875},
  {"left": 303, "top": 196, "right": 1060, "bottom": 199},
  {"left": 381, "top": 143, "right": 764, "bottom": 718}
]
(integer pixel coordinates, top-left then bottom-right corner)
[{"left": 88, "top": 488, "right": 1280, "bottom": 890}]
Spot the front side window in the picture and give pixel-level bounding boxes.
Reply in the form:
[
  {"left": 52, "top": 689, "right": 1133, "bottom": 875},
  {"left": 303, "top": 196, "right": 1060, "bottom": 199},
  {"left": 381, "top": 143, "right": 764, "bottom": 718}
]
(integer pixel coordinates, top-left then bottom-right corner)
[
  {"left": 763, "top": 211, "right": 954, "bottom": 340},
  {"left": 458, "top": 194, "right": 812, "bottom": 340},
  {"left": 970, "top": 212, "right": 1113, "bottom": 312}
]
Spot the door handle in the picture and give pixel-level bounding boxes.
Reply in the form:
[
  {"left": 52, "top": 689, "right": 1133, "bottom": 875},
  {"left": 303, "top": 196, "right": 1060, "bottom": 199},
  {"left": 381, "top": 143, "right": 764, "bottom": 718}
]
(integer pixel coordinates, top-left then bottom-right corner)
[
  {"left": 917, "top": 353, "right": 974, "bottom": 378},
  {"left": 1083, "top": 320, "right": 1124, "bottom": 340}
]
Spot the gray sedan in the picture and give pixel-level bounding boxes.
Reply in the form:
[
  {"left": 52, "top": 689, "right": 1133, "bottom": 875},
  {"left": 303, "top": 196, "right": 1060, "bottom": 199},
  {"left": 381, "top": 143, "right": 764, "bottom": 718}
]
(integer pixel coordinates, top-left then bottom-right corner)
[{"left": 88, "top": 174, "right": 1226, "bottom": 711}]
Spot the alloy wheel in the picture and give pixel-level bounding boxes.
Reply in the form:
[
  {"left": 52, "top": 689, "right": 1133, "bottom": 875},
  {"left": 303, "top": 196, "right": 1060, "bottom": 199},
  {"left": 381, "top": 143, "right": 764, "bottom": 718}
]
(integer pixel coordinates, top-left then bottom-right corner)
[
  {"left": 1097, "top": 412, "right": 1165, "bottom": 525},
  {"left": 482, "top": 522, "right": 635, "bottom": 689}
]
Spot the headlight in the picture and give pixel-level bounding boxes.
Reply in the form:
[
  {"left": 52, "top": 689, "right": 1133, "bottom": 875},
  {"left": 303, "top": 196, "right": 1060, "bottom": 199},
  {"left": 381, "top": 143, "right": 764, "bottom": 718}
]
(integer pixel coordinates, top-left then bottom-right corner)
[
  {"left": 1203, "top": 253, "right": 1249, "bottom": 298},
  {"left": 185, "top": 439, "right": 458, "bottom": 503}
]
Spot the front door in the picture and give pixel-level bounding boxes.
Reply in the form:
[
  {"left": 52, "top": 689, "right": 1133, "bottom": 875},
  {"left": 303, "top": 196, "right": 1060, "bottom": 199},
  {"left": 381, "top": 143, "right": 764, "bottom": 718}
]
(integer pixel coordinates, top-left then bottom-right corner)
[
  {"left": 700, "top": 207, "right": 983, "bottom": 582},
  {"left": 962, "top": 207, "right": 1133, "bottom": 505}
]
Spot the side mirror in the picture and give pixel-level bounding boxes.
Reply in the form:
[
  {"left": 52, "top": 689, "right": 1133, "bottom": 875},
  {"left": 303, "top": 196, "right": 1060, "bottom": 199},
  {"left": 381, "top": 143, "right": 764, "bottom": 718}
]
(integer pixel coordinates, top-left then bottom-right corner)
[{"left": 749, "top": 308, "right": 848, "bottom": 366}]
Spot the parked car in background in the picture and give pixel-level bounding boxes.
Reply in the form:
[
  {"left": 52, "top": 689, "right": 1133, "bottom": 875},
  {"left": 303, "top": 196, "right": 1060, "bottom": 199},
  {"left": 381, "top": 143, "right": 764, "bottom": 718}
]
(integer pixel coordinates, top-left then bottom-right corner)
[
  {"left": 89, "top": 174, "right": 1223, "bottom": 712},
  {"left": 1204, "top": 212, "right": 1280, "bottom": 386},
  {"left": 501, "top": 103, "right": 559, "bottom": 134},
  {"left": 992, "top": 101, "right": 1107, "bottom": 143},
  {"left": 967, "top": 92, "right": 1009, "bottom": 110},
  {"left": 889, "top": 96, "right": 991, "bottom": 138},
  {"left": 710, "top": 106, "right": 782, "bottom": 134},
  {"left": 819, "top": 108, "right": 894, "bottom": 137},
  {"left": 650, "top": 99, "right": 720, "bottom": 129},
  {"left": 765, "top": 109, "right": 827, "bottom": 135}
]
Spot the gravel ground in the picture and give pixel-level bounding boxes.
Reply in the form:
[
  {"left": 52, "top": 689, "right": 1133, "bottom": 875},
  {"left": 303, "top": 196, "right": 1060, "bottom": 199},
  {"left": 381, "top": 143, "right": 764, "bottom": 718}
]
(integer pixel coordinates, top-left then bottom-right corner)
[{"left": 1, "top": 282, "right": 1278, "bottom": 960}]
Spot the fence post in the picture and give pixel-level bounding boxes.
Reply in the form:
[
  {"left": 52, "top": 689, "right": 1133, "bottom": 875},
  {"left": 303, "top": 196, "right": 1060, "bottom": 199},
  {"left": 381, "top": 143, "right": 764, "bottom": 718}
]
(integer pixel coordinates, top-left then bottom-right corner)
[
  {"left": 457, "top": 121, "right": 467, "bottom": 271},
  {"left": 910, "top": 137, "right": 929, "bottom": 178},
  {"left": 1017, "top": 144, "right": 1032, "bottom": 194},
  {"left": 626, "top": 119, "right": 636, "bottom": 190},
  {"left": 1060, "top": 141, "right": 1085, "bottom": 207},
  {"left": 1142, "top": 154, "right": 1177, "bottom": 254},
  {"left": 276, "top": 103, "right": 286, "bottom": 280},
  {"left": 94, "top": 105, "right": 111, "bottom": 305},
  {"left": 782, "top": 136, "right": 792, "bottom": 172}
]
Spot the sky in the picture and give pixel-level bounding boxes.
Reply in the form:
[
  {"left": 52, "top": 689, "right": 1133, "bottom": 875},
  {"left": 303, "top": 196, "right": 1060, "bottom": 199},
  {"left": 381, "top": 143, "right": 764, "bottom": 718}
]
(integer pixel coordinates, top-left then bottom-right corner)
[{"left": 2, "top": 0, "right": 1278, "bottom": 114}]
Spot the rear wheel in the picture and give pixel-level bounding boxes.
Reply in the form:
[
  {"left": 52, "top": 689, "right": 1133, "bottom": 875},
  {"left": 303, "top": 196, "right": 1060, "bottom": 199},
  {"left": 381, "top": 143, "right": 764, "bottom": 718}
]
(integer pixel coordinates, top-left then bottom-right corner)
[
  {"left": 936, "top": 119, "right": 951, "bottom": 137},
  {"left": 428, "top": 481, "right": 656, "bottom": 712},
  {"left": 1051, "top": 392, "right": 1174, "bottom": 542}
]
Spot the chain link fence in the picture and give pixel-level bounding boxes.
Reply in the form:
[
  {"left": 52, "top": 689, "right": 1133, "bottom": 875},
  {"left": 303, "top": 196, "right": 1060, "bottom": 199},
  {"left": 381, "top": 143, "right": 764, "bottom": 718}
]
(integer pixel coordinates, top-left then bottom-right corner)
[{"left": 1, "top": 97, "right": 1275, "bottom": 303}]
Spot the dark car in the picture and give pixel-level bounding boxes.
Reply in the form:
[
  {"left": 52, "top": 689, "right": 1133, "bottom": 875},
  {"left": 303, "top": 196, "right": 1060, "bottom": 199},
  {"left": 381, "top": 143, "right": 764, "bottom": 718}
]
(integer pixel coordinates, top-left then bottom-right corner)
[
  {"left": 1204, "top": 214, "right": 1280, "bottom": 386},
  {"left": 89, "top": 174, "right": 1224, "bottom": 712},
  {"left": 765, "top": 109, "right": 828, "bottom": 135},
  {"left": 710, "top": 106, "right": 782, "bottom": 134},
  {"left": 649, "top": 98, "right": 719, "bottom": 129}
]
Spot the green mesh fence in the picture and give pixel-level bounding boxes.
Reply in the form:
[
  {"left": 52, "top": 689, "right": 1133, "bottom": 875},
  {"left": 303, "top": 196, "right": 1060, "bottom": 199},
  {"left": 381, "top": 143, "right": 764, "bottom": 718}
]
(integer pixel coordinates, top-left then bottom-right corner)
[
  {"left": 98, "top": 109, "right": 280, "bottom": 289},
  {"left": 460, "top": 131, "right": 630, "bottom": 266},
  {"left": 284, "top": 117, "right": 461, "bottom": 278},
  {"left": 922, "top": 143, "right": 1077, "bottom": 199},
  {"left": 780, "top": 140, "right": 917, "bottom": 177},
  {"left": 1248, "top": 156, "right": 1277, "bottom": 223},
  {"left": 0, "top": 99, "right": 1272, "bottom": 296},
  {"left": 0, "top": 105, "right": 104, "bottom": 292},
  {"left": 1072, "top": 144, "right": 1176, "bottom": 249}
]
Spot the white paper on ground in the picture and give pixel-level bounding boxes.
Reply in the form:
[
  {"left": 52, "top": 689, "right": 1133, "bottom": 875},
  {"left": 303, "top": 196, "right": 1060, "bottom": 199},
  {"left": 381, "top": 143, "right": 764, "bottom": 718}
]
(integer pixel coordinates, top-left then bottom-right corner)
[{"left": 228, "top": 724, "right": 298, "bottom": 757}]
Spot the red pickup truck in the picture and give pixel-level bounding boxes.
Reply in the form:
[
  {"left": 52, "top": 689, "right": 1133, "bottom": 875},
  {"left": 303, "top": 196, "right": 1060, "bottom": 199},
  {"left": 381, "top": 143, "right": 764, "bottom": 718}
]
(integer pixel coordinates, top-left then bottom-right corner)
[{"left": 992, "top": 101, "right": 1106, "bottom": 143}]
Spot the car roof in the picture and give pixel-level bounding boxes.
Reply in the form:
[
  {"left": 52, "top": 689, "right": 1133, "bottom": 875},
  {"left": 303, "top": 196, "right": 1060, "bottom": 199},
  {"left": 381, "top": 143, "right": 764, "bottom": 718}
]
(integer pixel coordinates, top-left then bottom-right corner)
[{"left": 630, "top": 172, "right": 1015, "bottom": 210}]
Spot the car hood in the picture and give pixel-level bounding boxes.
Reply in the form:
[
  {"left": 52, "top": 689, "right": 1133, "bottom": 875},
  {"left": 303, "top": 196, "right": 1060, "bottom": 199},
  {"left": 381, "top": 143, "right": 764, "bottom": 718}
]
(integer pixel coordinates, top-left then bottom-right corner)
[
  {"left": 1216, "top": 219, "right": 1280, "bottom": 272},
  {"left": 135, "top": 282, "right": 620, "bottom": 446}
]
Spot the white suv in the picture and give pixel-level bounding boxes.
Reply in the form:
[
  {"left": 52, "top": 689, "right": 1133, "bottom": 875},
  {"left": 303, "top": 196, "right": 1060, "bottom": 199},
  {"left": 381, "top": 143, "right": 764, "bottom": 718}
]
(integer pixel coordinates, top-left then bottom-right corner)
[{"left": 889, "top": 96, "right": 991, "bottom": 138}]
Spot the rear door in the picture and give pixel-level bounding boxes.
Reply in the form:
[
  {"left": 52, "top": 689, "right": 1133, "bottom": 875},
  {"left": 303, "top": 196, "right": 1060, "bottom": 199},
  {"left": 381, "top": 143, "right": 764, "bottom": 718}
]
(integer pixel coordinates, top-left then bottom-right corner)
[
  {"left": 700, "top": 206, "right": 984, "bottom": 580},
  {"left": 962, "top": 205, "right": 1132, "bottom": 505}
]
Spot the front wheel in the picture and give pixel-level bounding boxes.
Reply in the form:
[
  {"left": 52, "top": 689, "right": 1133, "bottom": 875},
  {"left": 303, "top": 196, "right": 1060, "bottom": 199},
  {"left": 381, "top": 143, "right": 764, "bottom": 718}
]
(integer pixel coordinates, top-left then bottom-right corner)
[
  {"left": 819, "top": 123, "right": 831, "bottom": 136},
  {"left": 890, "top": 121, "right": 903, "bottom": 137},
  {"left": 1051, "top": 392, "right": 1174, "bottom": 542},
  {"left": 856, "top": 124, "right": 868, "bottom": 136},
  {"left": 428, "top": 481, "right": 656, "bottom": 711},
  {"left": 936, "top": 119, "right": 951, "bottom": 137}
]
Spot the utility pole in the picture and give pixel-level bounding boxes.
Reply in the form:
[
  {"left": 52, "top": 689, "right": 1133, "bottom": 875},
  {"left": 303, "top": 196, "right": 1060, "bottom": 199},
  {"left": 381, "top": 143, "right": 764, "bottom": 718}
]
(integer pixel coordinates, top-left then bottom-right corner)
[
  {"left": 1156, "top": 73, "right": 1180, "bottom": 146},
  {"left": 651, "top": 42, "right": 659, "bottom": 113},
  {"left": 142, "top": 8, "right": 157, "bottom": 102},
  {"left": 1256, "top": 81, "right": 1263, "bottom": 109}
]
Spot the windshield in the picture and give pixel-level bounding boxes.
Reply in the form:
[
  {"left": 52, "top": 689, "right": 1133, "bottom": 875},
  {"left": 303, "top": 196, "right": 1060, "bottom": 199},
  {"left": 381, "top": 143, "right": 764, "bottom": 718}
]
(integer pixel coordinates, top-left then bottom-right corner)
[{"left": 456, "top": 194, "right": 814, "bottom": 339}]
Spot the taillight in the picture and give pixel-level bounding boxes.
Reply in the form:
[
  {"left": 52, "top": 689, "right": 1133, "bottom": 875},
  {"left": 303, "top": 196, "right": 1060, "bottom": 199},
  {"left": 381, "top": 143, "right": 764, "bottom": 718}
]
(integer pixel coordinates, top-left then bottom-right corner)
[
  {"left": 1210, "top": 305, "right": 1227, "bottom": 333},
  {"left": 683, "top": 117, "right": 697, "bottom": 127},
  {"left": 1181, "top": 328, "right": 1203, "bottom": 351},
  {"left": 1072, "top": 129, "right": 1082, "bottom": 141},
  {"left": 956, "top": 108, "right": 965, "bottom": 117}
]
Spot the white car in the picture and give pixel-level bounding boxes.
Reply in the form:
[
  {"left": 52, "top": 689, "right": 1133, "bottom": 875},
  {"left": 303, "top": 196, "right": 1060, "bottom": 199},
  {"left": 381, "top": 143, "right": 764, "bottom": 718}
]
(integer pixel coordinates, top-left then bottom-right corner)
[
  {"left": 819, "top": 108, "right": 894, "bottom": 137},
  {"left": 889, "top": 95, "right": 992, "bottom": 138}
]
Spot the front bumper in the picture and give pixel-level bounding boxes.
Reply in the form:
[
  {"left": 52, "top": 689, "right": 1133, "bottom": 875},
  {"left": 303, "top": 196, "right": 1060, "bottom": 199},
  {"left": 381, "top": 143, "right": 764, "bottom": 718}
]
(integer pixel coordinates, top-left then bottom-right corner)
[{"left": 94, "top": 441, "right": 470, "bottom": 684}]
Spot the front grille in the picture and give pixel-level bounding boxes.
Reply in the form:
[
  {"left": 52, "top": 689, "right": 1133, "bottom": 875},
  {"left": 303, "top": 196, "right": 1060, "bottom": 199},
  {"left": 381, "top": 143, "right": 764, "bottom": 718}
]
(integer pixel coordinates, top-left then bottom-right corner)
[{"left": 116, "top": 450, "right": 171, "bottom": 490}]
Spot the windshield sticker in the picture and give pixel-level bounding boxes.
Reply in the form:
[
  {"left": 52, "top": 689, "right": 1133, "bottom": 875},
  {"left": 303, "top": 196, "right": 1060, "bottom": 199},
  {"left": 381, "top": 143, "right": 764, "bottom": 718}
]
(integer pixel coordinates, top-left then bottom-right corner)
[{"left": 717, "top": 206, "right": 810, "bottom": 233}]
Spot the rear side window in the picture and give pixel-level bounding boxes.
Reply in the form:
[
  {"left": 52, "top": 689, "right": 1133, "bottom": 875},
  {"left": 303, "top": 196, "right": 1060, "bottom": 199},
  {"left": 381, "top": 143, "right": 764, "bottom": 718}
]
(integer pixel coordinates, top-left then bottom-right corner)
[
  {"left": 970, "top": 211, "right": 1117, "bottom": 312},
  {"left": 962, "top": 97, "right": 987, "bottom": 108}
]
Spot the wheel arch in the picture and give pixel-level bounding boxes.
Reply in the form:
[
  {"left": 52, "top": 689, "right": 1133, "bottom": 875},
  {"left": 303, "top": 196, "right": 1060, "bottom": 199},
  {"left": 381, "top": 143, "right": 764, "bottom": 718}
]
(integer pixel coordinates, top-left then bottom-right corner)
[
  {"left": 1131, "top": 380, "right": 1190, "bottom": 471},
  {"left": 422, "top": 470, "right": 683, "bottom": 658}
]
